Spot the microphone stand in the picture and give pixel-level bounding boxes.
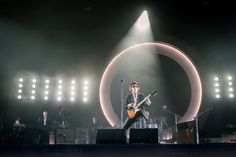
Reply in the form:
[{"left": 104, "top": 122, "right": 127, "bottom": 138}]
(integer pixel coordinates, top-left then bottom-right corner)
[
  {"left": 120, "top": 80, "right": 124, "bottom": 128},
  {"left": 193, "top": 106, "right": 212, "bottom": 144}
]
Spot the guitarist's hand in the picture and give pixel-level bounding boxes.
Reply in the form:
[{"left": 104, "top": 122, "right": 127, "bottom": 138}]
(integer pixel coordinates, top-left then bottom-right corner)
[
  {"left": 146, "top": 98, "right": 151, "bottom": 105},
  {"left": 127, "top": 103, "right": 135, "bottom": 109}
]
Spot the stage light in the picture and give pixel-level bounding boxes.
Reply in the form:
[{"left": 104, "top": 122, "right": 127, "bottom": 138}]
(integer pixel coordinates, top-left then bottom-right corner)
[
  {"left": 57, "top": 97, "right": 61, "bottom": 101},
  {"left": 83, "top": 97, "right": 88, "bottom": 102},
  {"left": 215, "top": 89, "right": 220, "bottom": 93},
  {"left": 83, "top": 86, "right": 88, "bottom": 90},
  {"left": 45, "top": 85, "right": 49, "bottom": 89},
  {"left": 136, "top": 10, "right": 150, "bottom": 31},
  {"left": 215, "top": 94, "right": 220, "bottom": 98},
  {"left": 18, "top": 89, "right": 22, "bottom": 93},
  {"left": 214, "top": 77, "right": 219, "bottom": 81},
  {"left": 32, "top": 79, "right": 37, "bottom": 83},
  {"left": 229, "top": 88, "right": 234, "bottom": 92},
  {"left": 44, "top": 96, "right": 48, "bottom": 100},
  {"left": 71, "top": 80, "right": 76, "bottom": 84},
  {"left": 229, "top": 93, "right": 234, "bottom": 98},
  {"left": 32, "top": 84, "right": 36, "bottom": 88},
  {"left": 227, "top": 76, "right": 232, "bottom": 80},
  {"left": 214, "top": 83, "right": 219, "bottom": 87},
  {"left": 45, "top": 80, "right": 50, "bottom": 84},
  {"left": 71, "top": 86, "right": 75, "bottom": 90},
  {"left": 31, "top": 90, "right": 35, "bottom": 94},
  {"left": 19, "top": 84, "right": 23, "bottom": 88},
  {"left": 45, "top": 91, "right": 49, "bottom": 95},
  {"left": 17, "top": 95, "right": 22, "bottom": 99},
  {"left": 70, "top": 97, "right": 74, "bottom": 101},
  {"left": 228, "top": 82, "right": 233, "bottom": 86},
  {"left": 19, "top": 78, "right": 23, "bottom": 82},
  {"left": 58, "top": 80, "right": 62, "bottom": 84},
  {"left": 70, "top": 91, "right": 75, "bottom": 95},
  {"left": 58, "top": 91, "right": 62, "bottom": 95},
  {"left": 31, "top": 96, "right": 35, "bottom": 100},
  {"left": 83, "top": 80, "right": 88, "bottom": 85},
  {"left": 58, "top": 85, "right": 62, "bottom": 89},
  {"left": 83, "top": 91, "right": 88, "bottom": 96}
]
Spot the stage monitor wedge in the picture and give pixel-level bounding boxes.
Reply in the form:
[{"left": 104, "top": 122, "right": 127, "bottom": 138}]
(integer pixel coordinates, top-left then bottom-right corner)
[
  {"left": 96, "top": 129, "right": 126, "bottom": 144},
  {"left": 129, "top": 128, "right": 158, "bottom": 144}
]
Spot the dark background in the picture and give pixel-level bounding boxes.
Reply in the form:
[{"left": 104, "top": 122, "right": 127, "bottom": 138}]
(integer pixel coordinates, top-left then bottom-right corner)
[{"left": 0, "top": 0, "right": 236, "bottom": 140}]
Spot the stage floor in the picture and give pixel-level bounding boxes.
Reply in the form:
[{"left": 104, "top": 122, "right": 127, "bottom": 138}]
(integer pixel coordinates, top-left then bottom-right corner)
[{"left": 1, "top": 144, "right": 236, "bottom": 157}]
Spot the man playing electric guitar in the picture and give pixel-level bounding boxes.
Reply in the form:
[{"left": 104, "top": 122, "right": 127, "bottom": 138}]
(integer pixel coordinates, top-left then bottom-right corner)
[{"left": 123, "top": 81, "right": 153, "bottom": 130}]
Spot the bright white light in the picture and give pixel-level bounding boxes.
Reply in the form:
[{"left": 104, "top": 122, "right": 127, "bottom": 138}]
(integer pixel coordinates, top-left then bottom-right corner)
[
  {"left": 57, "top": 97, "right": 61, "bottom": 101},
  {"left": 229, "top": 82, "right": 233, "bottom": 86},
  {"left": 83, "top": 97, "right": 88, "bottom": 102},
  {"left": 31, "top": 96, "right": 35, "bottom": 100},
  {"left": 228, "top": 76, "right": 232, "bottom": 80},
  {"left": 58, "top": 85, "right": 62, "bottom": 89},
  {"left": 58, "top": 80, "right": 62, "bottom": 84},
  {"left": 17, "top": 95, "right": 22, "bottom": 99},
  {"left": 214, "top": 83, "right": 219, "bottom": 87},
  {"left": 45, "top": 91, "right": 49, "bottom": 95},
  {"left": 83, "top": 80, "right": 88, "bottom": 85},
  {"left": 58, "top": 91, "right": 62, "bottom": 95},
  {"left": 19, "top": 84, "right": 23, "bottom": 88},
  {"left": 229, "top": 93, "right": 234, "bottom": 98},
  {"left": 32, "top": 79, "right": 37, "bottom": 83},
  {"left": 32, "top": 84, "right": 36, "bottom": 88},
  {"left": 71, "top": 80, "right": 76, "bottom": 84},
  {"left": 214, "top": 77, "right": 219, "bottom": 81},
  {"left": 215, "top": 89, "right": 220, "bottom": 93},
  {"left": 19, "top": 78, "right": 23, "bottom": 82},
  {"left": 136, "top": 10, "right": 150, "bottom": 31},
  {"left": 229, "top": 88, "right": 234, "bottom": 92},
  {"left": 45, "top": 80, "right": 50, "bottom": 84},
  {"left": 83, "top": 91, "right": 88, "bottom": 96},
  {"left": 18, "top": 89, "right": 22, "bottom": 93},
  {"left": 71, "top": 86, "right": 75, "bottom": 90},
  {"left": 83, "top": 86, "right": 88, "bottom": 90},
  {"left": 44, "top": 96, "right": 48, "bottom": 100},
  {"left": 70, "top": 97, "right": 74, "bottom": 101},
  {"left": 70, "top": 91, "right": 75, "bottom": 95},
  {"left": 45, "top": 85, "right": 49, "bottom": 89},
  {"left": 31, "top": 90, "right": 35, "bottom": 94},
  {"left": 215, "top": 94, "right": 220, "bottom": 98}
]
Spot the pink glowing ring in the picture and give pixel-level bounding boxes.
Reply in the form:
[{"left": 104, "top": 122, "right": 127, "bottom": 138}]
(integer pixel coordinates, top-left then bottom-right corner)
[{"left": 99, "top": 42, "right": 202, "bottom": 127}]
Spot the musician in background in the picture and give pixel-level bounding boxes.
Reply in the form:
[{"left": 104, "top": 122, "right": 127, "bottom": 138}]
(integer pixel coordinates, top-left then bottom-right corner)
[
  {"left": 37, "top": 111, "right": 52, "bottom": 144},
  {"left": 38, "top": 111, "right": 53, "bottom": 127},
  {"left": 56, "top": 106, "right": 70, "bottom": 128},
  {"left": 123, "top": 81, "right": 151, "bottom": 130}
]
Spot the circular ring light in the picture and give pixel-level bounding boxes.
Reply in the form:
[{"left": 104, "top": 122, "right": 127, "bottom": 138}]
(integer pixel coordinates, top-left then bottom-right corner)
[{"left": 99, "top": 42, "right": 202, "bottom": 127}]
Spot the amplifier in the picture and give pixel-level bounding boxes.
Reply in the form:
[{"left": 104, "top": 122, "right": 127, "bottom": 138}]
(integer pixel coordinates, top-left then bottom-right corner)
[{"left": 56, "top": 128, "right": 75, "bottom": 144}]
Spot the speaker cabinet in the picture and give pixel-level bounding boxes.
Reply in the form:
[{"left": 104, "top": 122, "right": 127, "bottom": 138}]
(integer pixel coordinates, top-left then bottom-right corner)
[
  {"left": 56, "top": 128, "right": 75, "bottom": 144},
  {"left": 177, "top": 120, "right": 196, "bottom": 144},
  {"left": 96, "top": 129, "right": 126, "bottom": 144},
  {"left": 75, "top": 128, "right": 89, "bottom": 144},
  {"left": 129, "top": 128, "right": 158, "bottom": 144}
]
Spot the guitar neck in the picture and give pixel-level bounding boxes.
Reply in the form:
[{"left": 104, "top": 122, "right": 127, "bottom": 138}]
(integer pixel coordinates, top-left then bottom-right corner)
[{"left": 137, "top": 94, "right": 151, "bottom": 107}]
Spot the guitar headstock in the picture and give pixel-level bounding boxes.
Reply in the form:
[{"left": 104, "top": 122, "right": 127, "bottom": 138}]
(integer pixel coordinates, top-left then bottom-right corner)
[{"left": 151, "top": 90, "right": 158, "bottom": 96}]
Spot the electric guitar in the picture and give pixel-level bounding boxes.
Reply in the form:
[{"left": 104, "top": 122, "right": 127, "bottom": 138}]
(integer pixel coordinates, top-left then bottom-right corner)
[{"left": 127, "top": 90, "right": 157, "bottom": 118}]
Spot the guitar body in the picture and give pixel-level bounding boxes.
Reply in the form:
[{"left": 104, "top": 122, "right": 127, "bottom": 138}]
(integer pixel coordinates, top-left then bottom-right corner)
[{"left": 127, "top": 108, "right": 141, "bottom": 118}]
